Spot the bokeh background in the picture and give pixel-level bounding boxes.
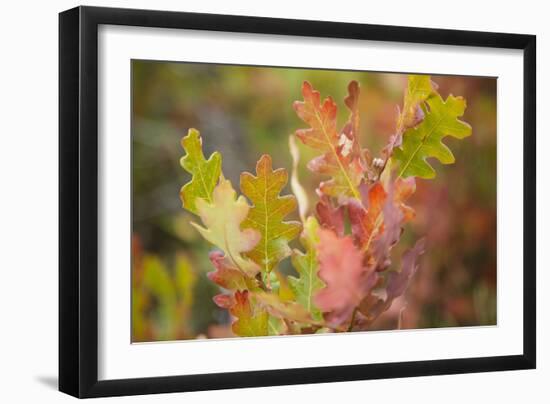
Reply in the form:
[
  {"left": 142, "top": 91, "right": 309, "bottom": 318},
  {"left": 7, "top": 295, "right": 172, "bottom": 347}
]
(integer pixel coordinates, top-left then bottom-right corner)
[{"left": 131, "top": 60, "right": 497, "bottom": 342}]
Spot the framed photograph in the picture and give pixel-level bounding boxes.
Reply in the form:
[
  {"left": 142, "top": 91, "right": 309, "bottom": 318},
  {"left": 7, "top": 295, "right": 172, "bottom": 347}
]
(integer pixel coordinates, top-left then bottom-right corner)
[{"left": 59, "top": 6, "right": 536, "bottom": 398}]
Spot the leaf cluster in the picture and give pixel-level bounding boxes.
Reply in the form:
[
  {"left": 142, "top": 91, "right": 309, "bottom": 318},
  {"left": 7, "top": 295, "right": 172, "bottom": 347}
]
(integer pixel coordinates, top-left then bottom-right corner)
[{"left": 179, "top": 75, "right": 471, "bottom": 336}]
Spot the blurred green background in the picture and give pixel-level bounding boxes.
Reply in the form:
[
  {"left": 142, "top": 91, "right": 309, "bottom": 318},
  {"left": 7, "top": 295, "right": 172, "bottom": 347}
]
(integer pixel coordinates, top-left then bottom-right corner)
[{"left": 131, "top": 60, "right": 497, "bottom": 342}]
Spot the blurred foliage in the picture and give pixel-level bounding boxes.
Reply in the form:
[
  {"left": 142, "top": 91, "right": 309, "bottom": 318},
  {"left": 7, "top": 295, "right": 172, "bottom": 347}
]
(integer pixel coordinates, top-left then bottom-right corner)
[{"left": 132, "top": 60, "right": 496, "bottom": 341}]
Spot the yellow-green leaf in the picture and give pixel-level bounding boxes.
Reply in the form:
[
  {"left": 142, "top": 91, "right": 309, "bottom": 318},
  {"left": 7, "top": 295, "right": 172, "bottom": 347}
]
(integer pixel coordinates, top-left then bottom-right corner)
[
  {"left": 240, "top": 154, "right": 302, "bottom": 273},
  {"left": 192, "top": 178, "right": 260, "bottom": 276},
  {"left": 179, "top": 128, "right": 222, "bottom": 215},
  {"left": 394, "top": 93, "right": 472, "bottom": 179},
  {"left": 230, "top": 290, "right": 269, "bottom": 337},
  {"left": 397, "top": 75, "right": 434, "bottom": 132},
  {"left": 288, "top": 216, "right": 324, "bottom": 322}
]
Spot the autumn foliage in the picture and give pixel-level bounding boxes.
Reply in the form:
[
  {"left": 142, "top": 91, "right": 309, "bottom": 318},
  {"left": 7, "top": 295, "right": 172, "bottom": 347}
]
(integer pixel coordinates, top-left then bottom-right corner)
[{"left": 179, "top": 75, "right": 471, "bottom": 337}]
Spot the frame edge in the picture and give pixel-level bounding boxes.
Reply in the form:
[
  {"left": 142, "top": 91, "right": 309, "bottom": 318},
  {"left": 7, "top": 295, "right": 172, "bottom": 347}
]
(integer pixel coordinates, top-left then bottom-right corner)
[
  {"left": 522, "top": 34, "right": 536, "bottom": 369},
  {"left": 58, "top": 5, "right": 81, "bottom": 398}
]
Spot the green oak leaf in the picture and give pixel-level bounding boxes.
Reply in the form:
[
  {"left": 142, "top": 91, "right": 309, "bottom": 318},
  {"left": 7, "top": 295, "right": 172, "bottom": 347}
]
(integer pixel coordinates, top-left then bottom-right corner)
[
  {"left": 240, "top": 154, "right": 302, "bottom": 273},
  {"left": 394, "top": 93, "right": 472, "bottom": 179},
  {"left": 179, "top": 128, "right": 222, "bottom": 215},
  {"left": 397, "top": 75, "right": 434, "bottom": 132},
  {"left": 288, "top": 216, "right": 324, "bottom": 322}
]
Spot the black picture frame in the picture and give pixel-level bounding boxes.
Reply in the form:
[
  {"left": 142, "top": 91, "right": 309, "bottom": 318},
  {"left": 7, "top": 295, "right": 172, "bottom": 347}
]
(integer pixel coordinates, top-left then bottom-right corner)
[{"left": 59, "top": 5, "right": 536, "bottom": 398}]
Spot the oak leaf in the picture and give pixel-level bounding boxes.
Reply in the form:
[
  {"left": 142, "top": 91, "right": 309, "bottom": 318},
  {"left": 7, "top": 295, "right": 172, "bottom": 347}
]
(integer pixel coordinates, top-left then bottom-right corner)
[
  {"left": 342, "top": 80, "right": 360, "bottom": 141},
  {"left": 316, "top": 195, "right": 345, "bottom": 237},
  {"left": 240, "top": 154, "right": 302, "bottom": 272},
  {"left": 230, "top": 290, "right": 269, "bottom": 337},
  {"left": 208, "top": 251, "right": 252, "bottom": 290},
  {"left": 348, "top": 179, "right": 415, "bottom": 254},
  {"left": 381, "top": 75, "right": 434, "bottom": 161},
  {"left": 192, "top": 178, "right": 260, "bottom": 276},
  {"left": 179, "top": 128, "right": 222, "bottom": 215},
  {"left": 207, "top": 251, "right": 259, "bottom": 308},
  {"left": 348, "top": 182, "right": 387, "bottom": 251},
  {"left": 288, "top": 217, "right": 325, "bottom": 322},
  {"left": 314, "top": 228, "right": 373, "bottom": 326},
  {"left": 398, "top": 75, "right": 434, "bottom": 133},
  {"left": 293, "top": 81, "right": 364, "bottom": 200},
  {"left": 342, "top": 81, "right": 378, "bottom": 182},
  {"left": 358, "top": 239, "right": 425, "bottom": 325},
  {"left": 394, "top": 92, "right": 472, "bottom": 179},
  {"left": 385, "top": 238, "right": 425, "bottom": 301}
]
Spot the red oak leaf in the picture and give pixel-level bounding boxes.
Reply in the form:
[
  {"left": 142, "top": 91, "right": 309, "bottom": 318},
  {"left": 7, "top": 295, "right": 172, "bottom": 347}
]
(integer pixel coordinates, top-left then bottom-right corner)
[
  {"left": 314, "top": 228, "right": 374, "bottom": 326},
  {"left": 342, "top": 80, "right": 360, "bottom": 141},
  {"left": 208, "top": 251, "right": 254, "bottom": 290},
  {"left": 208, "top": 251, "right": 258, "bottom": 309},
  {"left": 315, "top": 195, "right": 345, "bottom": 237}
]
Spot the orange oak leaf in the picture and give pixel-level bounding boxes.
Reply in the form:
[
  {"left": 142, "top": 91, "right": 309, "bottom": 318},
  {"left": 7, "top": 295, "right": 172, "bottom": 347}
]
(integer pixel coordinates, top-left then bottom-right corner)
[
  {"left": 349, "top": 179, "right": 415, "bottom": 255},
  {"left": 293, "top": 81, "right": 364, "bottom": 200},
  {"left": 348, "top": 182, "right": 387, "bottom": 250}
]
